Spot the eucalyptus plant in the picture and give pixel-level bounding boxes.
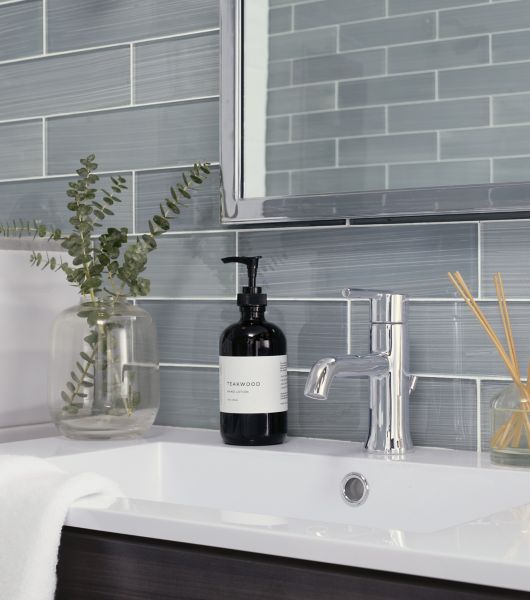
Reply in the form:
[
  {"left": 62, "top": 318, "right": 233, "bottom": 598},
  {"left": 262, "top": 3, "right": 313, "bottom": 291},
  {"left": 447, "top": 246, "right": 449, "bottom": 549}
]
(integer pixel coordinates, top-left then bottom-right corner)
[{"left": 0, "top": 155, "right": 211, "bottom": 416}]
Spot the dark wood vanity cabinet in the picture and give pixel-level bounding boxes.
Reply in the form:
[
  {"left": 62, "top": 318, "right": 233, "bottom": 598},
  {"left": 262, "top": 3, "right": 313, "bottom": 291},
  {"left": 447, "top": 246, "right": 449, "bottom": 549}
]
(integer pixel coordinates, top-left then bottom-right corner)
[{"left": 55, "top": 527, "right": 528, "bottom": 600}]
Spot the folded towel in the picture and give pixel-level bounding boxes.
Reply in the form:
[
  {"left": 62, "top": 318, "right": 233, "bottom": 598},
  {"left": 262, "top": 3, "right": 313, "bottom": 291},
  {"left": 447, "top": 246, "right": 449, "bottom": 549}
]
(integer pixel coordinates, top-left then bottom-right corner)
[{"left": 0, "top": 454, "right": 119, "bottom": 600}]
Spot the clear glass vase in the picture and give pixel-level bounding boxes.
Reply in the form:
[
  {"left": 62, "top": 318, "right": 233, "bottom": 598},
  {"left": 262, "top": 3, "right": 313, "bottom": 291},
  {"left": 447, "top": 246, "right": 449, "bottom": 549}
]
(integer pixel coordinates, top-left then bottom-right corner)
[
  {"left": 49, "top": 299, "right": 160, "bottom": 440},
  {"left": 491, "top": 383, "right": 530, "bottom": 467}
]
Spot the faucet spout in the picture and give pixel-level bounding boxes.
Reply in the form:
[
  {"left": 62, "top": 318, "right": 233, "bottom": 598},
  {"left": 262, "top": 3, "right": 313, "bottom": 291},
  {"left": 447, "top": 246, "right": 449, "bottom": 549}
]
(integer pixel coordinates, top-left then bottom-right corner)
[
  {"left": 304, "top": 288, "right": 413, "bottom": 454},
  {"left": 304, "top": 354, "right": 389, "bottom": 400}
]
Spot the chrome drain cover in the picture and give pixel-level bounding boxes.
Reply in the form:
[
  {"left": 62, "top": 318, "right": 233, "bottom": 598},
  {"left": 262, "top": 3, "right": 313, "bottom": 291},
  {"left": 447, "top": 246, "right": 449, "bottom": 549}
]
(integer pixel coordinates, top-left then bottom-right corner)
[{"left": 341, "top": 473, "right": 369, "bottom": 506}]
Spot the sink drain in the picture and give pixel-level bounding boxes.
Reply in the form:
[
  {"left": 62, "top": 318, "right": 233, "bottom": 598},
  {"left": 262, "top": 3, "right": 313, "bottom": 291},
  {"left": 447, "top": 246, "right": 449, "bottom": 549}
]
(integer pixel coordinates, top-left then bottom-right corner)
[{"left": 341, "top": 473, "right": 369, "bottom": 506}]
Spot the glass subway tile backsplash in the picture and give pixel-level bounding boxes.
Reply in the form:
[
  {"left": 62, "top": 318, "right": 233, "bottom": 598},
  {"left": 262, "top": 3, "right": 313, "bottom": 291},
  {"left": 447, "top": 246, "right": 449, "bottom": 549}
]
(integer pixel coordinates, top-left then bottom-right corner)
[
  {"left": 0, "top": 0, "right": 529, "bottom": 452},
  {"left": 263, "top": 0, "right": 530, "bottom": 196}
]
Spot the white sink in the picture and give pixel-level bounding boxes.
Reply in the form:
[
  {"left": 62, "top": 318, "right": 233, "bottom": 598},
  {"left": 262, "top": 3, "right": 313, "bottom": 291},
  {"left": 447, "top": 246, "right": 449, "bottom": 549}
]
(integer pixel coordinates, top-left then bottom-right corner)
[
  {"left": 47, "top": 436, "right": 530, "bottom": 535},
  {"left": 2, "top": 426, "right": 530, "bottom": 592}
]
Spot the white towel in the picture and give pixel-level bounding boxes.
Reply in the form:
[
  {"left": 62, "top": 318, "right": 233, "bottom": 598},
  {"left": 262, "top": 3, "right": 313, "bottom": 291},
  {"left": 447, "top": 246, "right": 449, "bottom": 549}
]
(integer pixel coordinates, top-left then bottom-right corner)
[{"left": 0, "top": 454, "right": 119, "bottom": 600}]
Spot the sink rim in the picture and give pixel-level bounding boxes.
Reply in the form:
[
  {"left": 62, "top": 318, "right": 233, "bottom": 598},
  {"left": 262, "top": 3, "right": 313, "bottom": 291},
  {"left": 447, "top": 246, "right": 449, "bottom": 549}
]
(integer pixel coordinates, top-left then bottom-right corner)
[{"left": 2, "top": 426, "right": 530, "bottom": 593}]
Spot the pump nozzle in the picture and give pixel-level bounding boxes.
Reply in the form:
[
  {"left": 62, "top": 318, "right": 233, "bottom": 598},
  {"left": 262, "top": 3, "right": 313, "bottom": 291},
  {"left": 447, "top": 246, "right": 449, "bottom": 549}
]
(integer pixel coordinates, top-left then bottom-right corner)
[{"left": 221, "top": 256, "right": 266, "bottom": 306}]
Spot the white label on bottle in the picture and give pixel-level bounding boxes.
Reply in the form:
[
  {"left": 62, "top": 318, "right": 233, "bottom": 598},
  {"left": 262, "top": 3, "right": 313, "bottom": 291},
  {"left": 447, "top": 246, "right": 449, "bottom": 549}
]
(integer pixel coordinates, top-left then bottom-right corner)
[{"left": 219, "top": 355, "right": 288, "bottom": 414}]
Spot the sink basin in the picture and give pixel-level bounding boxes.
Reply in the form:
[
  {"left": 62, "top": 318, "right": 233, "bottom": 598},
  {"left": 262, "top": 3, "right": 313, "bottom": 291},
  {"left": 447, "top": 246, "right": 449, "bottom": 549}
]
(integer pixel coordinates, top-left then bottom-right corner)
[
  {"left": 2, "top": 426, "right": 530, "bottom": 592},
  {"left": 47, "top": 436, "right": 530, "bottom": 534}
]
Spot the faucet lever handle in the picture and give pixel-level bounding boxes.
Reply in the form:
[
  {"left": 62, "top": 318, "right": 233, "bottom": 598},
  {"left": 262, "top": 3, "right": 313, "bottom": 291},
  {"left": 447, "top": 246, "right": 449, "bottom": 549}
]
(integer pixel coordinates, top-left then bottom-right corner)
[{"left": 342, "top": 288, "right": 407, "bottom": 323}]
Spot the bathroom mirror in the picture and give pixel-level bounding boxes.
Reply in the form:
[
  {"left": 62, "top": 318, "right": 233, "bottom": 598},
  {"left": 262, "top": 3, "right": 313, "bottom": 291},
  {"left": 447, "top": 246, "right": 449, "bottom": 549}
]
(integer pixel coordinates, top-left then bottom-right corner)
[{"left": 220, "top": 0, "right": 530, "bottom": 223}]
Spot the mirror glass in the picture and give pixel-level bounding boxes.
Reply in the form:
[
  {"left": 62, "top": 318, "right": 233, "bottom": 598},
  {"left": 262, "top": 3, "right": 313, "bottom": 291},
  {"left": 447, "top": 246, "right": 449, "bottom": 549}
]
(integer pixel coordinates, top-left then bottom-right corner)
[{"left": 242, "top": 0, "right": 530, "bottom": 200}]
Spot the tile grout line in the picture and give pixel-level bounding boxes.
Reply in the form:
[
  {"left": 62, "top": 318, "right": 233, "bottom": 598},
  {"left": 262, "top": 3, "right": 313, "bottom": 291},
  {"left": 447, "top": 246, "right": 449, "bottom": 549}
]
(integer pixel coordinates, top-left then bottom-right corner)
[
  {"left": 270, "top": 34, "right": 530, "bottom": 64},
  {"left": 477, "top": 221, "right": 483, "bottom": 299},
  {"left": 0, "top": 162, "right": 220, "bottom": 184},
  {"left": 159, "top": 362, "right": 312, "bottom": 373},
  {"left": 346, "top": 300, "right": 351, "bottom": 354},
  {"left": 0, "top": 94, "right": 220, "bottom": 127},
  {"left": 476, "top": 380, "right": 482, "bottom": 452},
  {"left": 131, "top": 170, "right": 137, "bottom": 235},
  {"left": 0, "top": 15, "right": 524, "bottom": 71},
  {"left": 2, "top": 81, "right": 530, "bottom": 129},
  {"left": 137, "top": 295, "right": 530, "bottom": 303},
  {"left": 129, "top": 43, "right": 135, "bottom": 105},
  {"left": 42, "top": 0, "right": 47, "bottom": 54},
  {"left": 270, "top": 3, "right": 496, "bottom": 33},
  {"left": 41, "top": 118, "right": 46, "bottom": 176},
  {"left": 235, "top": 231, "right": 239, "bottom": 294},
  {"left": 0, "top": 27, "right": 220, "bottom": 68},
  {"left": 157, "top": 363, "right": 507, "bottom": 381}
]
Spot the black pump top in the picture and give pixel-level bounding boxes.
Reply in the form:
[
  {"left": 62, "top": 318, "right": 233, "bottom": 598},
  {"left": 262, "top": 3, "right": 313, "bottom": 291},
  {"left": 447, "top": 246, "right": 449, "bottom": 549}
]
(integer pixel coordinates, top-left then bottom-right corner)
[{"left": 222, "top": 256, "right": 267, "bottom": 306}]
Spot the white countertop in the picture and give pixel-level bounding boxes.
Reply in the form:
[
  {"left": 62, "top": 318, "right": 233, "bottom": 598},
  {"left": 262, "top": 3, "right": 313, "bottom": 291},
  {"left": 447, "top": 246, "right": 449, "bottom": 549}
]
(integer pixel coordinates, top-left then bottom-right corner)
[{"left": 2, "top": 425, "right": 530, "bottom": 592}]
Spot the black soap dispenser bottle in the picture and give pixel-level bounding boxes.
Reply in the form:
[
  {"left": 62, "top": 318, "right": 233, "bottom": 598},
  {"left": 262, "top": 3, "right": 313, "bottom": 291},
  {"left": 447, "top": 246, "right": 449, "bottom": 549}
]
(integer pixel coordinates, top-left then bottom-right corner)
[{"left": 219, "top": 256, "right": 287, "bottom": 445}]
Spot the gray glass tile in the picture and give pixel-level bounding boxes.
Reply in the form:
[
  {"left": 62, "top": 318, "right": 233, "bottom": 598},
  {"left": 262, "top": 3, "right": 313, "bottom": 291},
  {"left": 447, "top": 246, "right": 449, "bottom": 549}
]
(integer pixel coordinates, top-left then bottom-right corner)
[
  {"left": 406, "top": 301, "right": 530, "bottom": 377},
  {"left": 140, "top": 300, "right": 231, "bottom": 365},
  {"left": 441, "top": 125, "right": 530, "bottom": 159},
  {"left": 268, "top": 83, "right": 335, "bottom": 115},
  {"left": 270, "top": 6, "right": 292, "bottom": 34},
  {"left": 389, "top": 160, "right": 490, "bottom": 188},
  {"left": 136, "top": 167, "right": 220, "bottom": 232},
  {"left": 389, "top": 0, "right": 488, "bottom": 15},
  {"left": 440, "top": 1, "right": 530, "bottom": 38},
  {"left": 293, "top": 107, "right": 385, "bottom": 140},
  {"left": 287, "top": 372, "right": 369, "bottom": 442},
  {"left": 135, "top": 32, "right": 219, "bottom": 104},
  {"left": 493, "top": 158, "right": 530, "bottom": 183},
  {"left": 291, "top": 166, "right": 386, "bottom": 194},
  {"left": 493, "top": 93, "right": 530, "bottom": 125},
  {"left": 0, "top": 121, "right": 42, "bottom": 179},
  {"left": 294, "top": 0, "right": 385, "bottom": 30},
  {"left": 238, "top": 223, "right": 478, "bottom": 298},
  {"left": 266, "top": 172, "right": 290, "bottom": 196},
  {"left": 389, "top": 36, "right": 489, "bottom": 74},
  {"left": 293, "top": 49, "right": 385, "bottom": 85},
  {"left": 266, "top": 301, "right": 348, "bottom": 368},
  {"left": 268, "top": 61, "right": 291, "bottom": 88},
  {"left": 48, "top": 0, "right": 219, "bottom": 52},
  {"left": 481, "top": 220, "right": 530, "bottom": 298},
  {"left": 157, "top": 367, "right": 371, "bottom": 443},
  {"left": 480, "top": 380, "right": 505, "bottom": 451},
  {"left": 339, "top": 73, "right": 435, "bottom": 108},
  {"left": 0, "top": 0, "right": 42, "bottom": 61},
  {"left": 157, "top": 366, "right": 218, "bottom": 429},
  {"left": 388, "top": 98, "right": 490, "bottom": 133},
  {"left": 269, "top": 27, "right": 337, "bottom": 61},
  {"left": 410, "top": 378, "right": 477, "bottom": 451},
  {"left": 340, "top": 133, "right": 437, "bottom": 166},
  {"left": 47, "top": 99, "right": 219, "bottom": 174},
  {"left": 141, "top": 300, "right": 347, "bottom": 369},
  {"left": 270, "top": 0, "right": 319, "bottom": 5},
  {"left": 0, "top": 47, "right": 129, "bottom": 122},
  {"left": 0, "top": 173, "right": 132, "bottom": 231},
  {"left": 267, "top": 140, "right": 335, "bottom": 171},
  {"left": 340, "top": 13, "right": 435, "bottom": 51},
  {"left": 142, "top": 232, "right": 235, "bottom": 297},
  {"left": 439, "top": 63, "right": 530, "bottom": 99},
  {"left": 267, "top": 117, "right": 290, "bottom": 143},
  {"left": 492, "top": 30, "right": 530, "bottom": 63}
]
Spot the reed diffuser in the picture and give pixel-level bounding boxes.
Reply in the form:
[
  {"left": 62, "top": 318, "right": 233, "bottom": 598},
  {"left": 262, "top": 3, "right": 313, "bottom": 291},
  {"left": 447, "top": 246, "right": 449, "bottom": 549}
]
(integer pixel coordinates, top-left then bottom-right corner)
[{"left": 448, "top": 271, "right": 530, "bottom": 466}]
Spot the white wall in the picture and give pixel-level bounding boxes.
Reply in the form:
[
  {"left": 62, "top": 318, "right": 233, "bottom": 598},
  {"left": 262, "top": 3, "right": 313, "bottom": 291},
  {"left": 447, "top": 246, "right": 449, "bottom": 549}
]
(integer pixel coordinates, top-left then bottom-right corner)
[{"left": 0, "top": 248, "right": 78, "bottom": 427}]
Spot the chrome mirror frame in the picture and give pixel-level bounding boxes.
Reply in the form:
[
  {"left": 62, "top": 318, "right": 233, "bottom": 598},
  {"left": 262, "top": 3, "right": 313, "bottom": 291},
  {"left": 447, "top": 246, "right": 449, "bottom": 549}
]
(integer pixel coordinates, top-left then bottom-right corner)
[{"left": 220, "top": 0, "right": 530, "bottom": 225}]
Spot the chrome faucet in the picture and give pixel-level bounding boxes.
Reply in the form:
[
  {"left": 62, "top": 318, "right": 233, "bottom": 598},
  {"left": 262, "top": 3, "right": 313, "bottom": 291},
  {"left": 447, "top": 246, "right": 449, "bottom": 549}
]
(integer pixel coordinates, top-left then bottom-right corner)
[{"left": 304, "top": 289, "right": 414, "bottom": 454}]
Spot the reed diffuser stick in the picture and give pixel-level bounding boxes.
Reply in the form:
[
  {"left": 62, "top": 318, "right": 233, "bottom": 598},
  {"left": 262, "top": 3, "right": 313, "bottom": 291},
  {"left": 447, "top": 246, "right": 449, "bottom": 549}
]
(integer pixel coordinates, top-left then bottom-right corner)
[
  {"left": 448, "top": 271, "right": 530, "bottom": 451},
  {"left": 448, "top": 272, "right": 528, "bottom": 398}
]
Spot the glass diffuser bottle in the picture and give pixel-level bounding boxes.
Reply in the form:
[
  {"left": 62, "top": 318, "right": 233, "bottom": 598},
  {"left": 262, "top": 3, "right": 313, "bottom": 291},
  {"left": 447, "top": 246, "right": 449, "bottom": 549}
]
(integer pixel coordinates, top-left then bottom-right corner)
[{"left": 491, "top": 383, "right": 530, "bottom": 467}]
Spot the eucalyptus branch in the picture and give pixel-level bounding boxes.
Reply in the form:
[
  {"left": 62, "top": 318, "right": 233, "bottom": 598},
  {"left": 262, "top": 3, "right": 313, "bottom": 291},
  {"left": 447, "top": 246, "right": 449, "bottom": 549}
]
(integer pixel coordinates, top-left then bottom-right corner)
[{"left": 0, "top": 154, "right": 212, "bottom": 415}]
